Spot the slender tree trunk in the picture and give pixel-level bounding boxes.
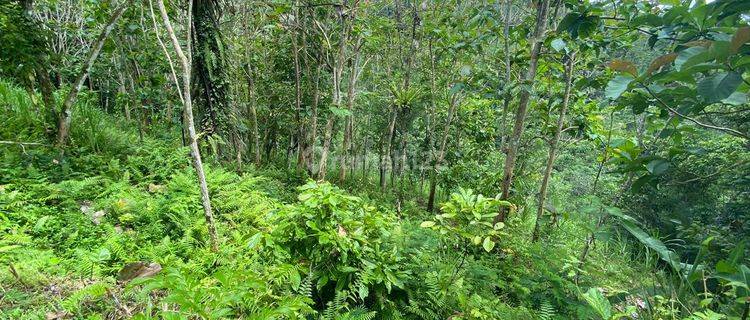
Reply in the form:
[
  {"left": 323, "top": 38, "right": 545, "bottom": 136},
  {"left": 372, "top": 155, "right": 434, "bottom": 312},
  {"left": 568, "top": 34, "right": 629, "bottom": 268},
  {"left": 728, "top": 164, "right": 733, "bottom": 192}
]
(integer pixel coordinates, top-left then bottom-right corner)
[
  {"left": 318, "top": 117, "right": 335, "bottom": 180},
  {"left": 35, "top": 67, "right": 57, "bottom": 124},
  {"left": 531, "top": 53, "right": 576, "bottom": 242},
  {"left": 338, "top": 38, "right": 363, "bottom": 181},
  {"left": 381, "top": 110, "right": 397, "bottom": 189},
  {"left": 499, "top": 0, "right": 513, "bottom": 149},
  {"left": 427, "top": 94, "right": 459, "bottom": 212},
  {"left": 147, "top": 0, "right": 183, "bottom": 105},
  {"left": 496, "top": 0, "right": 551, "bottom": 223},
  {"left": 158, "top": 0, "right": 218, "bottom": 252},
  {"left": 57, "top": 1, "right": 129, "bottom": 145},
  {"left": 244, "top": 66, "right": 261, "bottom": 166},
  {"left": 291, "top": 12, "right": 305, "bottom": 170},
  {"left": 306, "top": 65, "right": 321, "bottom": 173}
]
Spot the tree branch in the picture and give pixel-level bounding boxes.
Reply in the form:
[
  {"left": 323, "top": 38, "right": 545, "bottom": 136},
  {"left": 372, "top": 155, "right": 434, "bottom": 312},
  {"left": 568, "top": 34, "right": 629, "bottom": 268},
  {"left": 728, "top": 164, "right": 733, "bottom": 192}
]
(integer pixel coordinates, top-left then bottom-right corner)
[{"left": 642, "top": 85, "right": 749, "bottom": 141}]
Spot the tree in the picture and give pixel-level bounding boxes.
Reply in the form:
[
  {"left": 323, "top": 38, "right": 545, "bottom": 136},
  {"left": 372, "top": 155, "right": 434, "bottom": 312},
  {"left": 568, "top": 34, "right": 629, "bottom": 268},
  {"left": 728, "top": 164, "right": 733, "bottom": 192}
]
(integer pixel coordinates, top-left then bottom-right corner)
[
  {"left": 157, "top": 0, "right": 219, "bottom": 252},
  {"left": 56, "top": 1, "right": 129, "bottom": 146},
  {"left": 496, "top": 0, "right": 551, "bottom": 223}
]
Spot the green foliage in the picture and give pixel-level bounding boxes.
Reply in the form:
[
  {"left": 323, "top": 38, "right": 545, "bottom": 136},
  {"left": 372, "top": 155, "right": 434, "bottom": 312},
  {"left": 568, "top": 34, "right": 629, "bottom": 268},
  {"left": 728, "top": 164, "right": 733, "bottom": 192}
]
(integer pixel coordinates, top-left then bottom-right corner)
[{"left": 421, "top": 187, "right": 513, "bottom": 253}]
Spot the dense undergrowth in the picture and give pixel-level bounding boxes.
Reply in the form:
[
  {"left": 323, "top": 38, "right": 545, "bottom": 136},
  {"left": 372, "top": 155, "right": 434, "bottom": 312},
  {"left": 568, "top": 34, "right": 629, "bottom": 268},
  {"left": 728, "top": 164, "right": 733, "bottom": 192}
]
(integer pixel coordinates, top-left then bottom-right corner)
[{"left": 0, "top": 81, "right": 742, "bottom": 319}]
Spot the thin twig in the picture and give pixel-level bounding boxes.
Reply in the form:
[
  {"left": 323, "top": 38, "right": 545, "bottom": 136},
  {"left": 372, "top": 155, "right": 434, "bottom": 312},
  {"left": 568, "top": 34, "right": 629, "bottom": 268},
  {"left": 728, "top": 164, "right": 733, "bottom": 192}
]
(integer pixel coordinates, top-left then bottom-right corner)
[{"left": 643, "top": 85, "right": 749, "bottom": 141}]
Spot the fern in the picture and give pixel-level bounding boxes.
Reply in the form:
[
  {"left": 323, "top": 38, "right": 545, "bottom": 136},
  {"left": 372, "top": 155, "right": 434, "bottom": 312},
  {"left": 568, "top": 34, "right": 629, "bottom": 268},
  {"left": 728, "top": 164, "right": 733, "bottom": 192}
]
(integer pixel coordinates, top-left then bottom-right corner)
[
  {"left": 323, "top": 290, "right": 350, "bottom": 320},
  {"left": 61, "top": 281, "right": 112, "bottom": 313},
  {"left": 536, "top": 299, "right": 556, "bottom": 320}
]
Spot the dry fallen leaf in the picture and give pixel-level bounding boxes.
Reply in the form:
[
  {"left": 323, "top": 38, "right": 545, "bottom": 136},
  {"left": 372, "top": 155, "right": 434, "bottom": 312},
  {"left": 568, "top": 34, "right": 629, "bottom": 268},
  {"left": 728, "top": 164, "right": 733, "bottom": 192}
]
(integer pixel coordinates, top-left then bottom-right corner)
[
  {"left": 117, "top": 262, "right": 162, "bottom": 283},
  {"left": 45, "top": 311, "right": 69, "bottom": 320}
]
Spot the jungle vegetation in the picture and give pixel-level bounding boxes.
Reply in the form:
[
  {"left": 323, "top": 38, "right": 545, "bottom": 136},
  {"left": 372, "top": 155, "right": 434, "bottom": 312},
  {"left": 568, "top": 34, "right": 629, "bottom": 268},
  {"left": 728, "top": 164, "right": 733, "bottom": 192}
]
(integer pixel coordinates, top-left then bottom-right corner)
[{"left": 0, "top": 0, "right": 749, "bottom": 319}]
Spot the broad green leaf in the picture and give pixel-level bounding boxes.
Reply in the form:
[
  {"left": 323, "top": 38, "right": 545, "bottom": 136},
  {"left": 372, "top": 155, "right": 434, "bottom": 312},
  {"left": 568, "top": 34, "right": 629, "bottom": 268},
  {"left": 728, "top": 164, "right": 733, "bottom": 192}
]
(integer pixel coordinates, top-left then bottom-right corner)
[
  {"left": 722, "top": 92, "right": 748, "bottom": 106},
  {"left": 675, "top": 47, "right": 709, "bottom": 70},
  {"left": 646, "top": 159, "right": 670, "bottom": 175},
  {"left": 329, "top": 106, "right": 352, "bottom": 117},
  {"left": 247, "top": 232, "right": 262, "bottom": 250},
  {"left": 697, "top": 71, "right": 742, "bottom": 103},
  {"left": 582, "top": 288, "right": 612, "bottom": 320},
  {"left": 605, "top": 75, "right": 634, "bottom": 100},
  {"left": 710, "top": 41, "right": 732, "bottom": 62},
  {"left": 473, "top": 235, "right": 482, "bottom": 245},
  {"left": 551, "top": 38, "right": 566, "bottom": 52},
  {"left": 459, "top": 65, "right": 472, "bottom": 77},
  {"left": 619, "top": 219, "right": 682, "bottom": 272},
  {"left": 420, "top": 221, "right": 435, "bottom": 228},
  {"left": 290, "top": 270, "right": 301, "bottom": 291},
  {"left": 482, "top": 236, "right": 495, "bottom": 252}
]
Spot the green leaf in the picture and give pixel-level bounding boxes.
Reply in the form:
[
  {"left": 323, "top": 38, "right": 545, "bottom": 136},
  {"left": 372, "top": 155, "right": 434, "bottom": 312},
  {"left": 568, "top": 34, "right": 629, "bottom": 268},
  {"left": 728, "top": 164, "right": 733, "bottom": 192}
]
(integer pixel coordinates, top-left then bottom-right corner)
[
  {"left": 0, "top": 245, "right": 20, "bottom": 253},
  {"left": 482, "top": 236, "right": 495, "bottom": 252},
  {"left": 618, "top": 219, "right": 682, "bottom": 272},
  {"left": 247, "top": 233, "right": 262, "bottom": 250},
  {"left": 329, "top": 106, "right": 352, "bottom": 117},
  {"left": 472, "top": 236, "right": 482, "bottom": 245},
  {"left": 459, "top": 65, "right": 472, "bottom": 77},
  {"left": 675, "top": 47, "right": 710, "bottom": 71},
  {"left": 419, "top": 221, "right": 436, "bottom": 228},
  {"left": 605, "top": 75, "right": 634, "bottom": 100},
  {"left": 697, "top": 71, "right": 742, "bottom": 103},
  {"left": 316, "top": 275, "right": 329, "bottom": 290},
  {"left": 722, "top": 92, "right": 748, "bottom": 106},
  {"left": 551, "top": 38, "right": 566, "bottom": 52},
  {"left": 290, "top": 270, "right": 301, "bottom": 291},
  {"left": 646, "top": 159, "right": 670, "bottom": 175},
  {"left": 582, "top": 288, "right": 612, "bottom": 320}
]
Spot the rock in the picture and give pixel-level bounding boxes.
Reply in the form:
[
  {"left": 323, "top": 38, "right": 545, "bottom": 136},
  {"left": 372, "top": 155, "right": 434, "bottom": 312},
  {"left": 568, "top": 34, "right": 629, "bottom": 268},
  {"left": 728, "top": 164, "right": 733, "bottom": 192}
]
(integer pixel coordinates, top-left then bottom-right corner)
[
  {"left": 80, "top": 201, "right": 106, "bottom": 224},
  {"left": 117, "top": 262, "right": 162, "bottom": 283},
  {"left": 91, "top": 210, "right": 105, "bottom": 225},
  {"left": 79, "top": 201, "right": 93, "bottom": 214}
]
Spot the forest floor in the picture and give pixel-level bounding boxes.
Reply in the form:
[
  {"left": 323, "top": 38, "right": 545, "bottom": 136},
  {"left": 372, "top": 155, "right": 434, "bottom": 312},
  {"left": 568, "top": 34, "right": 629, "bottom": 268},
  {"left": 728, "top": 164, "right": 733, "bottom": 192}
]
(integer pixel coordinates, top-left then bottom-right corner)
[{"left": 0, "top": 86, "right": 649, "bottom": 319}]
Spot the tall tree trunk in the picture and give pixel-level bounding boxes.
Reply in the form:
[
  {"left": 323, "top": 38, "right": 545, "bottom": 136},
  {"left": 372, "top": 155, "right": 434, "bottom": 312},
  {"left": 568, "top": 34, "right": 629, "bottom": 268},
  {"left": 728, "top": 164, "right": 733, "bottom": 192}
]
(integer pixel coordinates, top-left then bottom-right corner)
[
  {"left": 248, "top": 73, "right": 262, "bottom": 166},
  {"left": 36, "top": 67, "right": 57, "bottom": 125},
  {"left": 499, "top": 0, "right": 513, "bottom": 149},
  {"left": 338, "top": 38, "right": 364, "bottom": 181},
  {"left": 427, "top": 94, "right": 459, "bottom": 212},
  {"left": 192, "top": 0, "right": 229, "bottom": 145},
  {"left": 531, "top": 52, "right": 575, "bottom": 242},
  {"left": 317, "top": 117, "right": 335, "bottom": 180},
  {"left": 305, "top": 65, "right": 321, "bottom": 174},
  {"left": 147, "top": 0, "right": 183, "bottom": 106},
  {"left": 496, "top": 0, "right": 551, "bottom": 223},
  {"left": 381, "top": 110, "right": 398, "bottom": 189},
  {"left": 57, "top": 2, "right": 129, "bottom": 145},
  {"left": 158, "top": 0, "right": 219, "bottom": 252},
  {"left": 291, "top": 12, "right": 305, "bottom": 170}
]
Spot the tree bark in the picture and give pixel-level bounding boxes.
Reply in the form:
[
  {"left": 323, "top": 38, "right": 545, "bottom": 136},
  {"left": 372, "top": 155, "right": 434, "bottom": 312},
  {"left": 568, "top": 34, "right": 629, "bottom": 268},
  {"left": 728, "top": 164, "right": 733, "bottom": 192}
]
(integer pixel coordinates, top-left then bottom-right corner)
[
  {"left": 291, "top": 10, "right": 305, "bottom": 170},
  {"left": 338, "top": 37, "right": 364, "bottom": 181},
  {"left": 381, "top": 110, "right": 398, "bottom": 189},
  {"left": 531, "top": 52, "right": 575, "bottom": 242},
  {"left": 317, "top": 117, "right": 335, "bottom": 180},
  {"left": 499, "top": 0, "right": 513, "bottom": 149},
  {"left": 57, "top": 1, "right": 129, "bottom": 145},
  {"left": 496, "top": 0, "right": 551, "bottom": 223},
  {"left": 427, "top": 94, "right": 460, "bottom": 212},
  {"left": 158, "top": 0, "right": 219, "bottom": 252},
  {"left": 147, "top": 0, "right": 183, "bottom": 106}
]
